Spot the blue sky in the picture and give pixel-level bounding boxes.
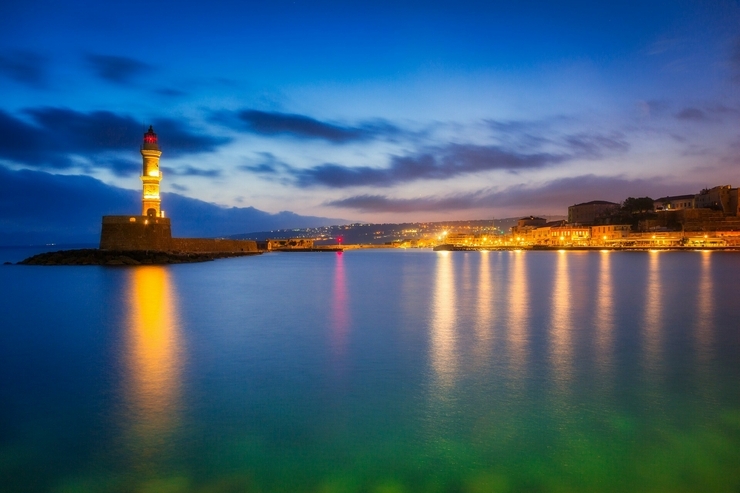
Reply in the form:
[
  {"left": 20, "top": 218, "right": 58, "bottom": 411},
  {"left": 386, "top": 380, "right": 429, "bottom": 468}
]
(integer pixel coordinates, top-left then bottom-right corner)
[{"left": 1, "top": 0, "right": 739, "bottom": 223}]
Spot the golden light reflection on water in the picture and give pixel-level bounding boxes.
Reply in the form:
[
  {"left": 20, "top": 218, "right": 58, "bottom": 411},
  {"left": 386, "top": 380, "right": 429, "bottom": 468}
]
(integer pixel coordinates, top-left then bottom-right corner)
[
  {"left": 473, "top": 251, "right": 494, "bottom": 369},
  {"left": 507, "top": 251, "right": 528, "bottom": 381},
  {"left": 595, "top": 251, "right": 614, "bottom": 382},
  {"left": 550, "top": 251, "right": 572, "bottom": 389},
  {"left": 431, "top": 251, "right": 457, "bottom": 389},
  {"left": 643, "top": 251, "right": 663, "bottom": 375},
  {"left": 695, "top": 251, "right": 714, "bottom": 363},
  {"left": 124, "top": 266, "right": 182, "bottom": 470},
  {"left": 693, "top": 251, "right": 717, "bottom": 404},
  {"left": 331, "top": 252, "right": 349, "bottom": 359}
]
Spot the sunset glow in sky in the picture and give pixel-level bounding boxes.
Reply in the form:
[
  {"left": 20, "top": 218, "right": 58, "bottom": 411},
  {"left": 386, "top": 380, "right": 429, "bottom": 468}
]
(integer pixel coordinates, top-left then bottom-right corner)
[{"left": 1, "top": 1, "right": 739, "bottom": 223}]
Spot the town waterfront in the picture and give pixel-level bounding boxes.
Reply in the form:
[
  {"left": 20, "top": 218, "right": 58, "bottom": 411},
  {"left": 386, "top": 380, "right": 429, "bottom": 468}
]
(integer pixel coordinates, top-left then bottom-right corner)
[{"left": 1, "top": 249, "right": 739, "bottom": 492}]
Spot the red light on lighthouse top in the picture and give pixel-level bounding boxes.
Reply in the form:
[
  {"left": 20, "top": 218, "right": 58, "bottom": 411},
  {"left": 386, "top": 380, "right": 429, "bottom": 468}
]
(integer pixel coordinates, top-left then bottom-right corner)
[{"left": 142, "top": 125, "right": 159, "bottom": 150}]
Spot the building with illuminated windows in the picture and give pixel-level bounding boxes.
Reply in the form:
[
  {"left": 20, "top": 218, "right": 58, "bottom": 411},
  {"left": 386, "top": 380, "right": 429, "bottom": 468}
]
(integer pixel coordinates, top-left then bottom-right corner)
[{"left": 567, "top": 200, "right": 620, "bottom": 225}]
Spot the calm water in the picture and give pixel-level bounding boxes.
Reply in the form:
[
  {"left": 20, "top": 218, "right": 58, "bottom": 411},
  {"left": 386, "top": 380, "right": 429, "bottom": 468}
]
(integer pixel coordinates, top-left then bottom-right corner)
[{"left": 1, "top": 249, "right": 739, "bottom": 493}]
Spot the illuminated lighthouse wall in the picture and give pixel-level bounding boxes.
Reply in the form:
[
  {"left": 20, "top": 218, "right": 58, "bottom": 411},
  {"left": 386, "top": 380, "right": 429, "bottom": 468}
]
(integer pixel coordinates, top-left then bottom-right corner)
[{"left": 140, "top": 126, "right": 163, "bottom": 218}]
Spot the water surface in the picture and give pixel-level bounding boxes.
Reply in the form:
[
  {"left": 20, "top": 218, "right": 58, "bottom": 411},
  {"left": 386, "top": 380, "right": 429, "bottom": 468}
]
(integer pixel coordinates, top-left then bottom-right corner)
[{"left": 1, "top": 249, "right": 739, "bottom": 492}]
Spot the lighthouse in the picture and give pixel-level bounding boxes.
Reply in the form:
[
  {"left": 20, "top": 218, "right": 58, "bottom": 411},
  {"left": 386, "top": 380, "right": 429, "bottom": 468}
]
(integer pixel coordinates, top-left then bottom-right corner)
[
  {"left": 99, "top": 126, "right": 258, "bottom": 254},
  {"left": 140, "top": 126, "right": 163, "bottom": 217}
]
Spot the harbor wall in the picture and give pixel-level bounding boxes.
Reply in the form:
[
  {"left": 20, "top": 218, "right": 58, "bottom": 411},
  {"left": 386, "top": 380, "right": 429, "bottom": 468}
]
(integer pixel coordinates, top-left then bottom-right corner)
[
  {"left": 170, "top": 238, "right": 259, "bottom": 253},
  {"left": 100, "top": 216, "right": 258, "bottom": 252}
]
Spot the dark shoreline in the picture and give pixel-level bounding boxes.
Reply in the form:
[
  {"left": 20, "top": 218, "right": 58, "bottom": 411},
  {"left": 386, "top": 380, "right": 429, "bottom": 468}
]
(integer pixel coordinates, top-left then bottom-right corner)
[{"left": 16, "top": 249, "right": 262, "bottom": 266}]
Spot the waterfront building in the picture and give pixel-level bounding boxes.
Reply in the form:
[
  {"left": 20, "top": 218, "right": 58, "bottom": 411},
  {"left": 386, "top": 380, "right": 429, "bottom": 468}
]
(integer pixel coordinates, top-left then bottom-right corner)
[
  {"left": 654, "top": 194, "right": 695, "bottom": 211},
  {"left": 568, "top": 200, "right": 620, "bottom": 225},
  {"left": 266, "top": 238, "right": 315, "bottom": 250},
  {"left": 591, "top": 224, "right": 632, "bottom": 246},
  {"left": 694, "top": 185, "right": 739, "bottom": 215},
  {"left": 511, "top": 216, "right": 547, "bottom": 234},
  {"left": 548, "top": 224, "right": 591, "bottom": 246}
]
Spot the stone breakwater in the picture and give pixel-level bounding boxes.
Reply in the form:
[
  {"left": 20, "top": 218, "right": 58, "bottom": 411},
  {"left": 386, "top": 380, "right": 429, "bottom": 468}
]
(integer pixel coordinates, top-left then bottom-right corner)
[{"left": 18, "top": 249, "right": 261, "bottom": 266}]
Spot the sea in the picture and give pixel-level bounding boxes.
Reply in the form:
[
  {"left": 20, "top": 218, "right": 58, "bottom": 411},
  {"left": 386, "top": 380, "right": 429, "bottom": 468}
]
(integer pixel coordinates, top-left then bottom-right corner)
[{"left": 0, "top": 247, "right": 739, "bottom": 493}]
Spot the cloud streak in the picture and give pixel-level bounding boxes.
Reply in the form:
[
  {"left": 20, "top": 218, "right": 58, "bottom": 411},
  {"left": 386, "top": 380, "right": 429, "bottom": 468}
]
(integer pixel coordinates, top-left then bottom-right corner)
[
  {"left": 295, "top": 144, "right": 567, "bottom": 188},
  {"left": 324, "top": 174, "right": 695, "bottom": 213},
  {"left": 0, "top": 108, "right": 229, "bottom": 171},
  {"left": 162, "top": 165, "right": 222, "bottom": 178},
  {"left": 283, "top": 132, "right": 628, "bottom": 189},
  {"left": 85, "top": 54, "right": 152, "bottom": 84},
  {"left": 216, "top": 109, "right": 400, "bottom": 143},
  {"left": 0, "top": 51, "right": 48, "bottom": 88}
]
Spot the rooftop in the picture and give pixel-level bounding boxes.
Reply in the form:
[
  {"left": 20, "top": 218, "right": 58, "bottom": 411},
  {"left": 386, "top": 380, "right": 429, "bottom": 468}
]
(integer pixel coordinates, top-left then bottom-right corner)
[{"left": 570, "top": 200, "right": 619, "bottom": 207}]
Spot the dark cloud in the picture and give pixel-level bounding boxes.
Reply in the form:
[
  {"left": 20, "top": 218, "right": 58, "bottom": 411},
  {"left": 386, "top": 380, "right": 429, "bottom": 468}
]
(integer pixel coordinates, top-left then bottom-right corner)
[
  {"left": 215, "top": 109, "right": 400, "bottom": 143},
  {"left": 162, "top": 165, "right": 221, "bottom": 178},
  {"left": 147, "top": 118, "right": 229, "bottom": 156},
  {"left": 0, "top": 107, "right": 229, "bottom": 170},
  {"left": 676, "top": 107, "right": 707, "bottom": 121},
  {"left": 296, "top": 145, "right": 566, "bottom": 188},
  {"left": 488, "top": 118, "right": 629, "bottom": 157},
  {"left": 85, "top": 54, "right": 152, "bottom": 84},
  {"left": 170, "top": 183, "right": 189, "bottom": 192},
  {"left": 486, "top": 115, "right": 572, "bottom": 134},
  {"left": 238, "top": 152, "right": 292, "bottom": 176},
  {"left": 325, "top": 175, "right": 693, "bottom": 214},
  {"left": 0, "top": 51, "right": 48, "bottom": 88},
  {"left": 325, "top": 193, "right": 485, "bottom": 214},
  {"left": 0, "top": 110, "right": 64, "bottom": 167},
  {"left": 98, "top": 158, "right": 139, "bottom": 177},
  {"left": 563, "top": 132, "right": 629, "bottom": 157},
  {"left": 673, "top": 105, "right": 740, "bottom": 123},
  {"left": 243, "top": 162, "right": 281, "bottom": 174}
]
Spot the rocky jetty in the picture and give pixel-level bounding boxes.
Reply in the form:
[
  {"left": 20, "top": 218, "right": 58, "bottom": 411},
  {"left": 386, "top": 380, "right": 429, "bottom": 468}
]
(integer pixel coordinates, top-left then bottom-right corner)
[{"left": 19, "top": 249, "right": 260, "bottom": 266}]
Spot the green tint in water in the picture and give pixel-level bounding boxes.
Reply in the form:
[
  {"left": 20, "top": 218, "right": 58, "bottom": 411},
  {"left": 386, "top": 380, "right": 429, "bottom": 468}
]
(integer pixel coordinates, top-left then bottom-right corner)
[{"left": 0, "top": 249, "right": 739, "bottom": 492}]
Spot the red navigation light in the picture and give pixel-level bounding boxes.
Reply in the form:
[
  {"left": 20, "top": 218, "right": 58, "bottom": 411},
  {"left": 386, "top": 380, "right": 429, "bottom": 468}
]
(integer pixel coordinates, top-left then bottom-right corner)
[
  {"left": 143, "top": 125, "right": 158, "bottom": 144},
  {"left": 337, "top": 236, "right": 343, "bottom": 244}
]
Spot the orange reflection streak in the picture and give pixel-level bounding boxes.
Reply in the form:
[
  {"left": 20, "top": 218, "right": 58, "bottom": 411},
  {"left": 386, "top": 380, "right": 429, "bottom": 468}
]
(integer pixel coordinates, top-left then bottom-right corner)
[
  {"left": 125, "top": 266, "right": 182, "bottom": 467},
  {"left": 431, "top": 251, "right": 457, "bottom": 389},
  {"left": 473, "top": 251, "right": 494, "bottom": 369},
  {"left": 331, "top": 252, "right": 349, "bottom": 358},
  {"left": 595, "top": 251, "right": 614, "bottom": 381},
  {"left": 550, "top": 251, "right": 572, "bottom": 388},
  {"left": 695, "top": 251, "right": 713, "bottom": 363},
  {"left": 507, "top": 251, "right": 528, "bottom": 381},
  {"left": 643, "top": 251, "right": 663, "bottom": 377}
]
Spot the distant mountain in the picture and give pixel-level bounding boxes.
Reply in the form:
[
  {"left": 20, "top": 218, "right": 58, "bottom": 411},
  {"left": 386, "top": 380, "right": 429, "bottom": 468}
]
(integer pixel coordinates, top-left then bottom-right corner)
[
  {"left": 231, "top": 216, "right": 567, "bottom": 244},
  {"left": 0, "top": 166, "right": 348, "bottom": 246}
]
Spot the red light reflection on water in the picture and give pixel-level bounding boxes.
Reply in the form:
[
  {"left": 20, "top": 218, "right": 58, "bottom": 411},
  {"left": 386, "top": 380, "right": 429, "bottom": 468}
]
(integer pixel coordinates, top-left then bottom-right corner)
[{"left": 331, "top": 251, "right": 349, "bottom": 358}]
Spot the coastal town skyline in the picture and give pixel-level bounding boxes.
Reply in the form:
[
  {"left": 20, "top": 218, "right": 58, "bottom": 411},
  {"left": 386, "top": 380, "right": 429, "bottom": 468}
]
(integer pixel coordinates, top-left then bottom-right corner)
[{"left": 2, "top": 1, "right": 740, "bottom": 233}]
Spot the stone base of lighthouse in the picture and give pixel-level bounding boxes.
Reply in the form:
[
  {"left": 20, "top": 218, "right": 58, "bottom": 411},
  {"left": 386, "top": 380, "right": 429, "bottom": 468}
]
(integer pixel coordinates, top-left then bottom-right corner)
[
  {"left": 100, "top": 216, "right": 173, "bottom": 251},
  {"left": 100, "top": 216, "right": 259, "bottom": 253}
]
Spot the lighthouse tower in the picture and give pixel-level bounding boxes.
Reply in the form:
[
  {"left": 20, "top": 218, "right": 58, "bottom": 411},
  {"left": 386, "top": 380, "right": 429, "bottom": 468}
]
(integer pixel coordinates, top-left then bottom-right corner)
[{"left": 141, "top": 126, "right": 163, "bottom": 217}]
